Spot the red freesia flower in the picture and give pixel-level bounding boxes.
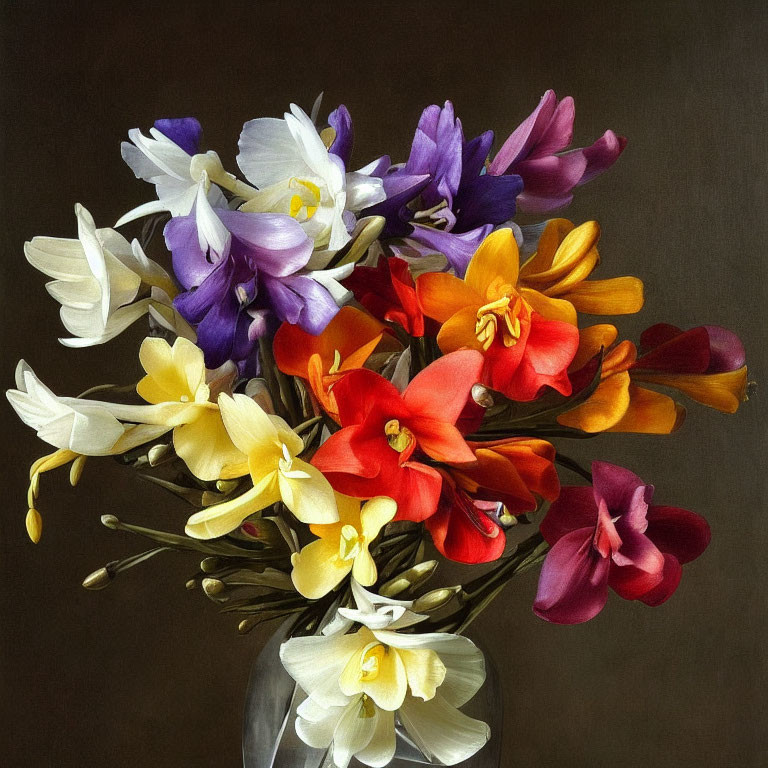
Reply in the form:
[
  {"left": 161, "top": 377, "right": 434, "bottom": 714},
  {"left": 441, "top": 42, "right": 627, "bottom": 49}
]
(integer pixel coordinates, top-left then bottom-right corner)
[
  {"left": 311, "top": 350, "right": 484, "bottom": 522},
  {"left": 428, "top": 438, "right": 560, "bottom": 564},
  {"left": 343, "top": 255, "right": 436, "bottom": 337},
  {"left": 533, "top": 461, "right": 710, "bottom": 624}
]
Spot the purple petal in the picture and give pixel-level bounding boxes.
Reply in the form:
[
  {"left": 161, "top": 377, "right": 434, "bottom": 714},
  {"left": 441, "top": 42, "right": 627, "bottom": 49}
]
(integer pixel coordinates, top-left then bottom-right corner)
[
  {"left": 516, "top": 191, "right": 575, "bottom": 214},
  {"left": 363, "top": 172, "right": 430, "bottom": 237},
  {"left": 328, "top": 105, "right": 353, "bottom": 168},
  {"left": 645, "top": 505, "right": 711, "bottom": 565},
  {"left": 527, "top": 96, "right": 575, "bottom": 159},
  {"left": 638, "top": 554, "right": 683, "bottom": 606},
  {"left": 153, "top": 118, "right": 202, "bottom": 156},
  {"left": 533, "top": 527, "right": 611, "bottom": 624},
  {"left": 454, "top": 173, "right": 522, "bottom": 231},
  {"left": 704, "top": 325, "right": 746, "bottom": 372},
  {"left": 164, "top": 214, "right": 218, "bottom": 289},
  {"left": 461, "top": 131, "right": 494, "bottom": 184},
  {"left": 608, "top": 529, "right": 665, "bottom": 599},
  {"left": 217, "top": 211, "right": 312, "bottom": 277},
  {"left": 591, "top": 461, "right": 653, "bottom": 532},
  {"left": 539, "top": 486, "right": 598, "bottom": 545},
  {"left": 514, "top": 152, "right": 588, "bottom": 198},
  {"left": 408, "top": 222, "right": 493, "bottom": 276},
  {"left": 488, "top": 90, "right": 558, "bottom": 175},
  {"left": 173, "top": 258, "right": 233, "bottom": 324},
  {"left": 262, "top": 274, "right": 338, "bottom": 335},
  {"left": 576, "top": 130, "right": 628, "bottom": 185}
]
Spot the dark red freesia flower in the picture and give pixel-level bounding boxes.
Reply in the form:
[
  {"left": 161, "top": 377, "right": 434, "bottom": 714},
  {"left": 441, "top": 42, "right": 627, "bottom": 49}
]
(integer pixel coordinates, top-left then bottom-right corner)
[
  {"left": 343, "top": 256, "right": 437, "bottom": 337},
  {"left": 428, "top": 438, "right": 560, "bottom": 564},
  {"left": 631, "top": 323, "right": 748, "bottom": 413},
  {"left": 533, "top": 461, "right": 710, "bottom": 624},
  {"left": 311, "top": 350, "right": 484, "bottom": 522}
]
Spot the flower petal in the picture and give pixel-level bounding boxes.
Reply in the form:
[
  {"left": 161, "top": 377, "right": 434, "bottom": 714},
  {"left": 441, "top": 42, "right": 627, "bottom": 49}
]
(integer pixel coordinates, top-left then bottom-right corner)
[
  {"left": 464, "top": 228, "right": 520, "bottom": 296},
  {"left": 279, "top": 458, "right": 338, "bottom": 524}
]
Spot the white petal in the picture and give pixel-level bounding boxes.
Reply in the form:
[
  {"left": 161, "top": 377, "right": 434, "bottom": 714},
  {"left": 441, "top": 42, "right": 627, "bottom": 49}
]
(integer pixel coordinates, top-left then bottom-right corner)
[
  {"left": 194, "top": 174, "right": 231, "bottom": 258},
  {"left": 279, "top": 633, "right": 363, "bottom": 708},
  {"left": 237, "top": 116, "right": 309, "bottom": 188},
  {"left": 398, "top": 694, "right": 490, "bottom": 766},
  {"left": 115, "top": 199, "right": 169, "bottom": 228},
  {"left": 331, "top": 696, "right": 378, "bottom": 768},
  {"left": 344, "top": 172, "right": 386, "bottom": 212},
  {"left": 24, "top": 237, "right": 91, "bottom": 280},
  {"left": 74, "top": 204, "right": 110, "bottom": 327},
  {"left": 355, "top": 707, "right": 395, "bottom": 768},
  {"left": 59, "top": 298, "right": 154, "bottom": 348}
]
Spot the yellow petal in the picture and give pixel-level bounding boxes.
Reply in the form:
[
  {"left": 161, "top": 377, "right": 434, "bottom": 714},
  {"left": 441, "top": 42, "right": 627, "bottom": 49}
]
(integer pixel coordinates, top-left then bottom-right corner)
[
  {"left": 519, "top": 218, "right": 575, "bottom": 278},
  {"left": 218, "top": 393, "right": 279, "bottom": 457},
  {"left": 399, "top": 648, "right": 447, "bottom": 702},
  {"left": 173, "top": 408, "right": 247, "bottom": 482},
  {"left": 631, "top": 367, "right": 747, "bottom": 414},
  {"left": 570, "top": 324, "right": 618, "bottom": 371},
  {"left": 542, "top": 247, "right": 599, "bottom": 296},
  {"left": 184, "top": 473, "right": 279, "bottom": 539},
  {"left": 352, "top": 547, "right": 378, "bottom": 587},
  {"left": 360, "top": 496, "right": 397, "bottom": 540},
  {"left": 607, "top": 384, "right": 685, "bottom": 433},
  {"left": 278, "top": 458, "right": 339, "bottom": 524},
  {"left": 465, "top": 229, "right": 519, "bottom": 298},
  {"left": 138, "top": 336, "right": 207, "bottom": 404},
  {"left": 436, "top": 306, "right": 485, "bottom": 354},
  {"left": 557, "top": 371, "right": 631, "bottom": 432},
  {"left": 519, "top": 287, "right": 577, "bottom": 325},
  {"left": 339, "top": 633, "right": 408, "bottom": 711},
  {"left": 291, "top": 538, "right": 350, "bottom": 598},
  {"left": 563, "top": 277, "right": 645, "bottom": 315},
  {"left": 270, "top": 413, "right": 305, "bottom": 458},
  {"left": 416, "top": 272, "right": 482, "bottom": 324}
]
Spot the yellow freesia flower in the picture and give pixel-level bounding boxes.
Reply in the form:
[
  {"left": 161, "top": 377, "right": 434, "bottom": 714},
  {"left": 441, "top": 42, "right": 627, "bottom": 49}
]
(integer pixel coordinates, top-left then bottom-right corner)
[
  {"left": 185, "top": 393, "right": 338, "bottom": 539},
  {"left": 291, "top": 495, "right": 397, "bottom": 599}
]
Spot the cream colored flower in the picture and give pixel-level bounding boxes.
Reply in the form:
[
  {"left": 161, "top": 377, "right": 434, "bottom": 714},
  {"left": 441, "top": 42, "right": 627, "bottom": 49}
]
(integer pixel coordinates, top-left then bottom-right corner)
[
  {"left": 184, "top": 393, "right": 338, "bottom": 539},
  {"left": 24, "top": 204, "right": 183, "bottom": 347},
  {"left": 290, "top": 495, "right": 396, "bottom": 599}
]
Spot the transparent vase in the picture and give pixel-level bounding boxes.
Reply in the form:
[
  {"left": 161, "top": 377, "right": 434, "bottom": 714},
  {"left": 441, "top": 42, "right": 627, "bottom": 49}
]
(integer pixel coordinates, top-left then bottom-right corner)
[{"left": 243, "top": 621, "right": 502, "bottom": 768}]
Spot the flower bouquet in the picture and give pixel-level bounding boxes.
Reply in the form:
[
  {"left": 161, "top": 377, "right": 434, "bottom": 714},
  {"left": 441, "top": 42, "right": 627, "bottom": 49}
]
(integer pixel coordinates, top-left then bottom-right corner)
[{"left": 8, "top": 91, "right": 750, "bottom": 767}]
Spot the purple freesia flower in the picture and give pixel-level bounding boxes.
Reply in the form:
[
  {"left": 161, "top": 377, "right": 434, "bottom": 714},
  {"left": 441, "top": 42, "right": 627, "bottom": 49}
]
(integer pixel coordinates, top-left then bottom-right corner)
[
  {"left": 165, "top": 184, "right": 339, "bottom": 373},
  {"left": 533, "top": 461, "right": 710, "bottom": 624},
  {"left": 363, "top": 101, "right": 522, "bottom": 275},
  {"left": 488, "top": 90, "right": 627, "bottom": 213}
]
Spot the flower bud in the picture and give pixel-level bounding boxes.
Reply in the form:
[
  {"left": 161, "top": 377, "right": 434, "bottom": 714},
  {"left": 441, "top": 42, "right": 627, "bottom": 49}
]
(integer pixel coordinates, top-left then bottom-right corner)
[
  {"left": 25, "top": 508, "right": 42, "bottom": 544},
  {"left": 379, "top": 560, "right": 438, "bottom": 597},
  {"left": 202, "top": 577, "right": 225, "bottom": 596},
  {"left": 82, "top": 567, "right": 114, "bottom": 591},
  {"left": 412, "top": 586, "right": 462, "bottom": 613},
  {"left": 471, "top": 383, "right": 494, "bottom": 408}
]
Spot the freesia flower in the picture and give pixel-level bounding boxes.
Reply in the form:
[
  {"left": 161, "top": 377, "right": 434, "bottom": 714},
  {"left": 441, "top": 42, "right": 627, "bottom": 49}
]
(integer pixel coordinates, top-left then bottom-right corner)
[
  {"left": 630, "top": 323, "right": 748, "bottom": 413},
  {"left": 364, "top": 101, "right": 522, "bottom": 275},
  {"left": 237, "top": 103, "right": 386, "bottom": 251},
  {"left": 429, "top": 438, "right": 560, "bottom": 563},
  {"left": 488, "top": 90, "right": 627, "bottom": 213},
  {"left": 185, "top": 392, "right": 337, "bottom": 539},
  {"left": 117, "top": 117, "right": 227, "bottom": 226},
  {"left": 281, "top": 612, "right": 489, "bottom": 766},
  {"left": 517, "top": 218, "right": 644, "bottom": 319},
  {"left": 273, "top": 306, "right": 386, "bottom": 421},
  {"left": 342, "top": 255, "right": 437, "bottom": 337},
  {"left": 291, "top": 495, "right": 397, "bottom": 599},
  {"left": 534, "top": 461, "right": 711, "bottom": 624},
  {"left": 25, "top": 204, "right": 182, "bottom": 347},
  {"left": 417, "top": 228, "right": 580, "bottom": 401},
  {"left": 166, "top": 179, "right": 345, "bottom": 372},
  {"left": 557, "top": 324, "right": 685, "bottom": 434},
  {"left": 311, "top": 350, "right": 484, "bottom": 522}
]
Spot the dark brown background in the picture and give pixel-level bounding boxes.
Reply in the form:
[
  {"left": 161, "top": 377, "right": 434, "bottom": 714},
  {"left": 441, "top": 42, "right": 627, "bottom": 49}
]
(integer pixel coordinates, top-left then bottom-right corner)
[{"left": 1, "top": 1, "right": 766, "bottom": 766}]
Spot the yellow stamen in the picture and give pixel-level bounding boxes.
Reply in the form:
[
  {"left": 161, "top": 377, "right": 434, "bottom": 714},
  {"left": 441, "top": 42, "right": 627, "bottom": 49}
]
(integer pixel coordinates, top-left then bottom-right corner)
[
  {"left": 359, "top": 643, "right": 387, "bottom": 682},
  {"left": 475, "top": 293, "right": 526, "bottom": 350},
  {"left": 328, "top": 349, "right": 343, "bottom": 375},
  {"left": 384, "top": 419, "right": 414, "bottom": 453},
  {"left": 339, "top": 524, "right": 363, "bottom": 561}
]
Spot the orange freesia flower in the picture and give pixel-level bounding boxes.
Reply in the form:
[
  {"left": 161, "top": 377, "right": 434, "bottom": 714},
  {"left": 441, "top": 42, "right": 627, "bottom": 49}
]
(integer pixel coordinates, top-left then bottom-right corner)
[
  {"left": 557, "top": 324, "right": 684, "bottom": 434},
  {"left": 273, "top": 306, "right": 386, "bottom": 421},
  {"left": 427, "top": 437, "right": 560, "bottom": 563},
  {"left": 518, "top": 218, "right": 644, "bottom": 319},
  {"left": 416, "top": 228, "right": 579, "bottom": 401}
]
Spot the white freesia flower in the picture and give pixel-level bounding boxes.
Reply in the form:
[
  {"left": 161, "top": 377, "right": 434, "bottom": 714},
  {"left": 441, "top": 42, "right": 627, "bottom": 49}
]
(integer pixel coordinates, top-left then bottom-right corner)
[
  {"left": 117, "top": 124, "right": 227, "bottom": 226},
  {"left": 280, "top": 614, "right": 489, "bottom": 767},
  {"left": 237, "top": 103, "right": 386, "bottom": 251},
  {"left": 25, "top": 204, "right": 186, "bottom": 347}
]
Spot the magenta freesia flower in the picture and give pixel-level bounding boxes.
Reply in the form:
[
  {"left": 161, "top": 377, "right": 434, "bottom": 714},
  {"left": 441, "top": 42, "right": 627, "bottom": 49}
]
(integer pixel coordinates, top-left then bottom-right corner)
[
  {"left": 533, "top": 461, "right": 710, "bottom": 624},
  {"left": 488, "top": 90, "right": 627, "bottom": 213}
]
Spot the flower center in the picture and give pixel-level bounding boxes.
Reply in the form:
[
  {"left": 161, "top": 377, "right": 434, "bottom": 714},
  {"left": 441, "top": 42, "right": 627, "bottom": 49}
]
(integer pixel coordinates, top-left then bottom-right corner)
[
  {"left": 288, "top": 178, "right": 321, "bottom": 221},
  {"left": 359, "top": 643, "right": 387, "bottom": 682},
  {"left": 384, "top": 419, "right": 414, "bottom": 453},
  {"left": 339, "top": 524, "right": 364, "bottom": 561},
  {"left": 278, "top": 443, "right": 310, "bottom": 479},
  {"left": 475, "top": 292, "right": 526, "bottom": 350}
]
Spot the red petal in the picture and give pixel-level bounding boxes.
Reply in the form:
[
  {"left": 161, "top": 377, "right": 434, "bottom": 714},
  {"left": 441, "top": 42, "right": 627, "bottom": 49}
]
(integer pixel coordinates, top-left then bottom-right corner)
[
  {"left": 645, "top": 505, "right": 711, "bottom": 564},
  {"left": 311, "top": 425, "right": 384, "bottom": 479},
  {"left": 533, "top": 527, "right": 611, "bottom": 624},
  {"left": 403, "top": 350, "right": 484, "bottom": 424},
  {"left": 634, "top": 326, "right": 711, "bottom": 374},
  {"left": 608, "top": 530, "right": 665, "bottom": 600},
  {"left": 638, "top": 553, "right": 683, "bottom": 606},
  {"left": 409, "top": 417, "right": 476, "bottom": 464},
  {"left": 331, "top": 368, "right": 406, "bottom": 427}
]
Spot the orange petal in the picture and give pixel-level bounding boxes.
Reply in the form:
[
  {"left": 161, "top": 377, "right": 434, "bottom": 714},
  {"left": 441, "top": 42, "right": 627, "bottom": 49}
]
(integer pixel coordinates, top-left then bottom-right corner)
[
  {"left": 602, "top": 340, "right": 637, "bottom": 377},
  {"left": 465, "top": 228, "right": 520, "bottom": 297},
  {"left": 563, "top": 276, "right": 645, "bottom": 315},
  {"left": 570, "top": 324, "right": 618, "bottom": 371},
  {"left": 557, "top": 371, "right": 631, "bottom": 432},
  {"left": 416, "top": 271, "right": 481, "bottom": 323},
  {"left": 519, "top": 287, "right": 577, "bottom": 326},
  {"left": 521, "top": 220, "right": 599, "bottom": 285},
  {"left": 631, "top": 367, "right": 747, "bottom": 413},
  {"left": 607, "top": 385, "right": 685, "bottom": 433},
  {"left": 519, "top": 218, "right": 575, "bottom": 278},
  {"left": 341, "top": 332, "right": 385, "bottom": 371},
  {"left": 436, "top": 306, "right": 485, "bottom": 353},
  {"left": 542, "top": 247, "right": 599, "bottom": 296}
]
